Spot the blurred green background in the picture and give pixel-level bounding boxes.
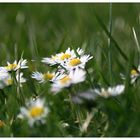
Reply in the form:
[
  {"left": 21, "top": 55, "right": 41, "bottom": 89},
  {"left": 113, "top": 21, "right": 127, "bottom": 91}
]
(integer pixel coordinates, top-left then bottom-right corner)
[{"left": 0, "top": 4, "right": 139, "bottom": 59}]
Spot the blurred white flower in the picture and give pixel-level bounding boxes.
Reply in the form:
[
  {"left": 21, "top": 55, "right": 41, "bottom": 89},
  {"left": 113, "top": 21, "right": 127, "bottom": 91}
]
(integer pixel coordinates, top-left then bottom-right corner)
[
  {"left": 0, "top": 68, "right": 12, "bottom": 89},
  {"left": 5, "top": 58, "right": 28, "bottom": 71},
  {"left": 120, "top": 68, "right": 140, "bottom": 84},
  {"left": 42, "top": 54, "right": 59, "bottom": 66},
  {"left": 51, "top": 68, "right": 86, "bottom": 93},
  {"left": 31, "top": 71, "right": 56, "bottom": 83},
  {"left": 129, "top": 69, "right": 140, "bottom": 84},
  {"left": 19, "top": 98, "right": 49, "bottom": 127},
  {"left": 94, "top": 84, "right": 125, "bottom": 98}
]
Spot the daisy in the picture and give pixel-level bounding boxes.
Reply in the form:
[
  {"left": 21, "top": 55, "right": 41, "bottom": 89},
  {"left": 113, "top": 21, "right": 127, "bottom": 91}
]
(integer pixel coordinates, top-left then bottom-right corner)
[
  {"left": 41, "top": 48, "right": 88, "bottom": 66},
  {"left": 5, "top": 58, "right": 28, "bottom": 71},
  {"left": 41, "top": 54, "right": 59, "bottom": 66},
  {"left": 0, "top": 68, "right": 12, "bottom": 89},
  {"left": 31, "top": 71, "right": 56, "bottom": 83},
  {"left": 55, "top": 48, "right": 76, "bottom": 63},
  {"left": 61, "top": 54, "right": 93, "bottom": 70},
  {"left": 94, "top": 84, "right": 125, "bottom": 98},
  {"left": 42, "top": 48, "right": 76, "bottom": 66},
  {"left": 120, "top": 68, "right": 140, "bottom": 84},
  {"left": 19, "top": 98, "right": 49, "bottom": 127},
  {"left": 51, "top": 68, "right": 86, "bottom": 93},
  {"left": 130, "top": 69, "right": 140, "bottom": 84}
]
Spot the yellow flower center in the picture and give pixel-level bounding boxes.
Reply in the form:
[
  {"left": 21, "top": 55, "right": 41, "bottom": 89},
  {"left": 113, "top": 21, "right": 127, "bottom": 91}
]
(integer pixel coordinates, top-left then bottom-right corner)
[
  {"left": 131, "top": 69, "right": 138, "bottom": 76},
  {"left": 5, "top": 63, "right": 17, "bottom": 71},
  {"left": 69, "top": 58, "right": 81, "bottom": 66},
  {"left": 7, "top": 79, "right": 13, "bottom": 85},
  {"left": 60, "top": 76, "right": 71, "bottom": 84},
  {"left": 0, "top": 120, "right": 5, "bottom": 128},
  {"left": 43, "top": 73, "right": 54, "bottom": 80},
  {"left": 30, "top": 107, "right": 44, "bottom": 118},
  {"left": 101, "top": 91, "right": 109, "bottom": 98},
  {"left": 60, "top": 53, "right": 71, "bottom": 60}
]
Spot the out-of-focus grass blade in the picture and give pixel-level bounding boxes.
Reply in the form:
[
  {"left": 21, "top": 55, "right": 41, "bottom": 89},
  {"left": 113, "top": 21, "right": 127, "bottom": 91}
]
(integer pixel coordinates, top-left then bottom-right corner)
[
  {"left": 56, "top": 34, "right": 67, "bottom": 53},
  {"left": 132, "top": 27, "right": 140, "bottom": 62},
  {"left": 98, "top": 70, "right": 110, "bottom": 86},
  {"left": 94, "top": 11, "right": 128, "bottom": 62},
  {"left": 132, "top": 27, "right": 140, "bottom": 53}
]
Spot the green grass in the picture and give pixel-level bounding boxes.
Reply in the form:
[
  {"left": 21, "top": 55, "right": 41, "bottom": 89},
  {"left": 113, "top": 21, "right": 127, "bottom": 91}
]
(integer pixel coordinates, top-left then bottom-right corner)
[{"left": 0, "top": 3, "right": 140, "bottom": 137}]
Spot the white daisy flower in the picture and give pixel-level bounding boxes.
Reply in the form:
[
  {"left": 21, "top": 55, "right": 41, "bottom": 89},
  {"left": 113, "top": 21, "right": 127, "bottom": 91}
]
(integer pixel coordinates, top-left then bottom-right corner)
[
  {"left": 41, "top": 54, "right": 59, "bottom": 66},
  {"left": 94, "top": 84, "right": 125, "bottom": 98},
  {"left": 5, "top": 58, "right": 28, "bottom": 71},
  {"left": 31, "top": 71, "right": 56, "bottom": 83},
  {"left": 42, "top": 48, "right": 76, "bottom": 66},
  {"left": 56, "top": 48, "right": 76, "bottom": 62},
  {"left": 51, "top": 68, "right": 86, "bottom": 93},
  {"left": 120, "top": 68, "right": 140, "bottom": 84},
  {"left": 130, "top": 69, "right": 140, "bottom": 84},
  {"left": 19, "top": 98, "right": 49, "bottom": 127},
  {"left": 0, "top": 68, "right": 12, "bottom": 89},
  {"left": 61, "top": 54, "right": 93, "bottom": 70},
  {"left": 41, "top": 48, "right": 87, "bottom": 66},
  {"left": 0, "top": 67, "right": 8, "bottom": 72}
]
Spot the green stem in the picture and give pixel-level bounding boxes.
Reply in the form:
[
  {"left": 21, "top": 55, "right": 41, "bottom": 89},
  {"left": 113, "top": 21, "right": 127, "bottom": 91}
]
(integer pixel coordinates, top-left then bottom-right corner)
[
  {"left": 68, "top": 88, "right": 83, "bottom": 131},
  {"left": 108, "top": 3, "right": 113, "bottom": 85},
  {"left": 85, "top": 67, "right": 94, "bottom": 89}
]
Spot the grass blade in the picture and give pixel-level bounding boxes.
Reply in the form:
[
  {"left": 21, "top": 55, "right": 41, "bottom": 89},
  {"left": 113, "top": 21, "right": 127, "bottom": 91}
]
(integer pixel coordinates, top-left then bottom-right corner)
[
  {"left": 94, "top": 10, "right": 128, "bottom": 62},
  {"left": 108, "top": 3, "right": 113, "bottom": 84}
]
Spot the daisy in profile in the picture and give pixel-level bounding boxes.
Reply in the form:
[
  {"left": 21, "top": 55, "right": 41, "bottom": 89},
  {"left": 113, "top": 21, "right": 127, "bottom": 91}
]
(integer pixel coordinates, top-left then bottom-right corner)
[
  {"left": 4, "top": 58, "right": 28, "bottom": 71},
  {"left": 19, "top": 98, "right": 49, "bottom": 127},
  {"left": 31, "top": 71, "right": 57, "bottom": 83},
  {"left": 51, "top": 68, "right": 86, "bottom": 93},
  {"left": 130, "top": 68, "right": 140, "bottom": 84},
  {"left": 94, "top": 84, "right": 125, "bottom": 98},
  {"left": 120, "top": 67, "right": 140, "bottom": 84}
]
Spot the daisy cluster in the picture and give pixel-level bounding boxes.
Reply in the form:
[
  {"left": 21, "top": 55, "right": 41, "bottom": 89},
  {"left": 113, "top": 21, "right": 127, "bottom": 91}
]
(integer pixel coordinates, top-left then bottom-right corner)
[
  {"left": 0, "top": 58, "right": 27, "bottom": 89},
  {"left": 32, "top": 48, "right": 93, "bottom": 93},
  {"left": 1, "top": 48, "right": 140, "bottom": 128}
]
